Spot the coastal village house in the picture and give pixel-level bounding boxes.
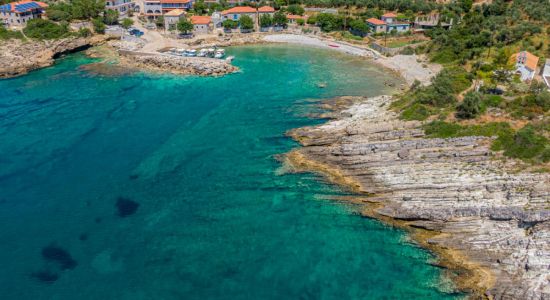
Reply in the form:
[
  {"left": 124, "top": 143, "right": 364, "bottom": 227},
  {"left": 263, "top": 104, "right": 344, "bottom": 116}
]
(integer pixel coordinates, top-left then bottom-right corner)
[
  {"left": 161, "top": 0, "right": 193, "bottom": 13},
  {"left": 142, "top": 0, "right": 192, "bottom": 19},
  {"left": 257, "top": 6, "right": 275, "bottom": 17},
  {"left": 105, "top": 0, "right": 134, "bottom": 15},
  {"left": 0, "top": 0, "right": 47, "bottom": 28},
  {"left": 510, "top": 51, "right": 539, "bottom": 82},
  {"left": 190, "top": 15, "right": 211, "bottom": 35},
  {"left": 221, "top": 6, "right": 256, "bottom": 21},
  {"left": 367, "top": 13, "right": 410, "bottom": 34},
  {"left": 164, "top": 8, "right": 185, "bottom": 31},
  {"left": 143, "top": 0, "right": 162, "bottom": 19},
  {"left": 287, "top": 14, "right": 307, "bottom": 24}
]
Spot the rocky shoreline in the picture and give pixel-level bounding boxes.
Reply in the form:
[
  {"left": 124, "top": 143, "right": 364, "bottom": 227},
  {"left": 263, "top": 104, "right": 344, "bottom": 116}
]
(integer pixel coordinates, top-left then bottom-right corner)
[
  {"left": 117, "top": 52, "right": 238, "bottom": 77},
  {"left": 286, "top": 95, "right": 550, "bottom": 299},
  {"left": 0, "top": 35, "right": 109, "bottom": 78}
]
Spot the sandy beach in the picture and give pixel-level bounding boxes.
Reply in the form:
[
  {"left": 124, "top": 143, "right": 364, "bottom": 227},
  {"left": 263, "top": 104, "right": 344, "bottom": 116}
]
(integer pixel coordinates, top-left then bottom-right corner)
[{"left": 263, "top": 34, "right": 440, "bottom": 85}]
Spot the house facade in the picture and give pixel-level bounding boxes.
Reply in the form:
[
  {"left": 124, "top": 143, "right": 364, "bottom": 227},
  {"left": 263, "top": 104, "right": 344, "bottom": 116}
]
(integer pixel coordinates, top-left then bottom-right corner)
[
  {"left": 221, "top": 6, "right": 256, "bottom": 21},
  {"left": 190, "top": 15, "right": 211, "bottom": 34},
  {"left": 0, "top": 0, "right": 47, "bottom": 28},
  {"left": 143, "top": 0, "right": 162, "bottom": 19},
  {"left": 105, "top": 0, "right": 134, "bottom": 15},
  {"left": 511, "top": 51, "right": 539, "bottom": 82},
  {"left": 366, "top": 18, "right": 386, "bottom": 33},
  {"left": 367, "top": 13, "right": 410, "bottom": 34},
  {"left": 543, "top": 59, "right": 550, "bottom": 90},
  {"left": 164, "top": 8, "right": 185, "bottom": 31},
  {"left": 160, "top": 0, "right": 193, "bottom": 13}
]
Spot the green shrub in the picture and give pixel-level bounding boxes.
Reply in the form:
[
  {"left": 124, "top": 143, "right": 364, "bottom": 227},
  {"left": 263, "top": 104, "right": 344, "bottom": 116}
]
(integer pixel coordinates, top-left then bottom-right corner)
[
  {"left": 77, "top": 27, "right": 92, "bottom": 37},
  {"left": 401, "top": 103, "right": 434, "bottom": 120},
  {"left": 481, "top": 94, "right": 503, "bottom": 109},
  {"left": 92, "top": 17, "right": 106, "bottom": 34},
  {"left": 456, "top": 91, "right": 482, "bottom": 119},
  {"left": 23, "top": 19, "right": 70, "bottom": 39},
  {"left": 503, "top": 125, "right": 549, "bottom": 161}
]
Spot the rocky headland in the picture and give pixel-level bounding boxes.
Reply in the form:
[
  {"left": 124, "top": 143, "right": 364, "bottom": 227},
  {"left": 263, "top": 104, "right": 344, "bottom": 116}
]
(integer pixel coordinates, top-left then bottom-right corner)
[
  {"left": 287, "top": 95, "right": 550, "bottom": 299},
  {"left": 0, "top": 35, "right": 109, "bottom": 78}
]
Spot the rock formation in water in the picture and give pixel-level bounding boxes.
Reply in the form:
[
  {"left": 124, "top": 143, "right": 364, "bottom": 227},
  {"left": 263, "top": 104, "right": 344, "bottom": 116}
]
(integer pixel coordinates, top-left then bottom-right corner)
[
  {"left": 288, "top": 95, "right": 550, "bottom": 299},
  {"left": 118, "top": 52, "right": 238, "bottom": 77},
  {"left": 0, "top": 35, "right": 109, "bottom": 78}
]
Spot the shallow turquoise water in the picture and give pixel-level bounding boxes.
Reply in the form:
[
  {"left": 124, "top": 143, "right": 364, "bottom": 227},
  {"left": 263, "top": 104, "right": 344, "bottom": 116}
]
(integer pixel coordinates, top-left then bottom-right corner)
[{"left": 0, "top": 45, "right": 460, "bottom": 299}]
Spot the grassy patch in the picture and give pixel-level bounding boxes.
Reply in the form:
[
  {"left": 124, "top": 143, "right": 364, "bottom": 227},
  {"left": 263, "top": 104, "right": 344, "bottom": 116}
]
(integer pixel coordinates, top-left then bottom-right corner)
[
  {"left": 0, "top": 27, "right": 24, "bottom": 40},
  {"left": 397, "top": 67, "right": 472, "bottom": 120},
  {"left": 424, "top": 121, "right": 549, "bottom": 163}
]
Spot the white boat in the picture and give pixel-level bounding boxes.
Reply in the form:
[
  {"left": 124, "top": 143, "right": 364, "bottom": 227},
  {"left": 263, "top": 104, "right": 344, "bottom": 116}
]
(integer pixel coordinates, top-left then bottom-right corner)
[
  {"left": 207, "top": 48, "right": 215, "bottom": 57},
  {"left": 214, "top": 49, "right": 225, "bottom": 59},
  {"left": 186, "top": 49, "right": 197, "bottom": 57},
  {"left": 198, "top": 49, "right": 207, "bottom": 57}
]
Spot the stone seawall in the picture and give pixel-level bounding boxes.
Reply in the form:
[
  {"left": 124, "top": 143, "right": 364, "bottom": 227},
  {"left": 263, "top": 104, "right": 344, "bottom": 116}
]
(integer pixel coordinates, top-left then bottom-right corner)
[
  {"left": 287, "top": 95, "right": 550, "bottom": 299},
  {"left": 118, "top": 51, "right": 238, "bottom": 77}
]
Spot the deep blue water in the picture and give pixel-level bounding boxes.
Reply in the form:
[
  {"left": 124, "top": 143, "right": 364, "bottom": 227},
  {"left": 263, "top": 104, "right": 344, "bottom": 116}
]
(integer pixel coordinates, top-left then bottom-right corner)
[{"left": 0, "top": 45, "right": 459, "bottom": 299}]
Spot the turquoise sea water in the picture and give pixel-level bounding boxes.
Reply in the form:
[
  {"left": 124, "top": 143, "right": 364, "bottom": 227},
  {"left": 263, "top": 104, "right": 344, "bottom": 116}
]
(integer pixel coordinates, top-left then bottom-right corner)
[{"left": 0, "top": 45, "right": 460, "bottom": 299}]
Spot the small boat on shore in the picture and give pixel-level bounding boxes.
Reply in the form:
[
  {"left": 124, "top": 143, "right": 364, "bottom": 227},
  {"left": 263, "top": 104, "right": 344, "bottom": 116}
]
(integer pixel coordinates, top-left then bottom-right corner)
[
  {"left": 328, "top": 43, "right": 340, "bottom": 48},
  {"left": 214, "top": 49, "right": 225, "bottom": 59}
]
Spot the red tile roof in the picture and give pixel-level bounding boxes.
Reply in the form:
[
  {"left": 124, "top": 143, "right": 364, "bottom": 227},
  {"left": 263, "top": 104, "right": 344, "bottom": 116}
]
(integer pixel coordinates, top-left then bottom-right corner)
[
  {"left": 222, "top": 6, "right": 256, "bottom": 14},
  {"left": 511, "top": 51, "right": 539, "bottom": 71},
  {"left": 257, "top": 6, "right": 274, "bottom": 12},
  {"left": 382, "top": 12, "right": 397, "bottom": 18},
  {"left": 287, "top": 14, "right": 307, "bottom": 20},
  {"left": 191, "top": 15, "right": 211, "bottom": 24},
  {"left": 367, "top": 18, "right": 386, "bottom": 25}
]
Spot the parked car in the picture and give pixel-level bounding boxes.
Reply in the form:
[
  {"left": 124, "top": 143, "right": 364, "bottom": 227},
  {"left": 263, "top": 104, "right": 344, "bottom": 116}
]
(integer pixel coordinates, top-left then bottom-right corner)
[
  {"left": 128, "top": 28, "right": 144, "bottom": 37},
  {"left": 145, "top": 23, "right": 156, "bottom": 30},
  {"left": 178, "top": 33, "right": 194, "bottom": 39}
]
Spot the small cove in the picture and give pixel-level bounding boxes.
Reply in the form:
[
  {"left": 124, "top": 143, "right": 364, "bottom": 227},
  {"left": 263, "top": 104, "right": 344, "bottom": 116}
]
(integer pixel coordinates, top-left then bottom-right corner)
[{"left": 0, "top": 44, "right": 461, "bottom": 299}]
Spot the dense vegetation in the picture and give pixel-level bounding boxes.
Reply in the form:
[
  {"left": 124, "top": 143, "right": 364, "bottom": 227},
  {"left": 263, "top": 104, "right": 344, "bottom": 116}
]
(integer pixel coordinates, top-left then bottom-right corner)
[
  {"left": 424, "top": 0, "right": 550, "bottom": 64},
  {"left": 387, "top": 0, "right": 550, "bottom": 167},
  {"left": 23, "top": 19, "right": 71, "bottom": 39}
]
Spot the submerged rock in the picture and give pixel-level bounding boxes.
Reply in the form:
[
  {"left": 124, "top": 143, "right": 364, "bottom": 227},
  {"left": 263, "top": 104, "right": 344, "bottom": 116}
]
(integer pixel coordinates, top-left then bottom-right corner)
[
  {"left": 30, "top": 270, "right": 59, "bottom": 284},
  {"left": 41, "top": 245, "right": 78, "bottom": 270},
  {"left": 115, "top": 197, "right": 139, "bottom": 217}
]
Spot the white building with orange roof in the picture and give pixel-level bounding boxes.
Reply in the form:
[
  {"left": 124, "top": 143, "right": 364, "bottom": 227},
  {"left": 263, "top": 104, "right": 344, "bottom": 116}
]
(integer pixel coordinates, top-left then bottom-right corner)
[
  {"left": 380, "top": 12, "right": 397, "bottom": 23},
  {"left": 287, "top": 14, "right": 307, "bottom": 24},
  {"left": 511, "top": 51, "right": 539, "bottom": 82},
  {"left": 190, "top": 15, "right": 211, "bottom": 34},
  {"left": 221, "top": 6, "right": 256, "bottom": 21},
  {"left": 257, "top": 6, "right": 274, "bottom": 17},
  {"left": 368, "top": 12, "right": 410, "bottom": 34},
  {"left": 164, "top": 8, "right": 185, "bottom": 31},
  {"left": 0, "top": 0, "right": 47, "bottom": 28},
  {"left": 366, "top": 18, "right": 386, "bottom": 33},
  {"left": 543, "top": 59, "right": 550, "bottom": 90}
]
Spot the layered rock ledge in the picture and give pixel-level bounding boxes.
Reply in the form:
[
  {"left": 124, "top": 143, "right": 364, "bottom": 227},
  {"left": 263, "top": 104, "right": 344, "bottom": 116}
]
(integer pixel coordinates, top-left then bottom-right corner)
[
  {"left": 287, "top": 95, "right": 550, "bottom": 299},
  {"left": 0, "top": 35, "right": 108, "bottom": 78},
  {"left": 118, "top": 51, "right": 238, "bottom": 76}
]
